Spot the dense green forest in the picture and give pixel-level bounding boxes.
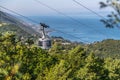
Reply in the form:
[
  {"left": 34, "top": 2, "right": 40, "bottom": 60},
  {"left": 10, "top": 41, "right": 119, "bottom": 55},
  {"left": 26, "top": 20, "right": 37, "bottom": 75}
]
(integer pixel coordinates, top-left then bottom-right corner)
[
  {"left": 87, "top": 39, "right": 120, "bottom": 58},
  {"left": 0, "top": 32, "right": 120, "bottom": 80}
]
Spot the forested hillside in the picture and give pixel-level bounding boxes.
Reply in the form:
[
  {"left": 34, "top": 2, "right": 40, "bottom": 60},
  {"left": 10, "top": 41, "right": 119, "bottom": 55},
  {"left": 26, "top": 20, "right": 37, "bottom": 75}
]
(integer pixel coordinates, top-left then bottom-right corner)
[
  {"left": 0, "top": 24, "right": 31, "bottom": 38},
  {"left": 87, "top": 39, "right": 120, "bottom": 58},
  {"left": 0, "top": 11, "right": 40, "bottom": 38},
  {"left": 1, "top": 33, "right": 120, "bottom": 80}
]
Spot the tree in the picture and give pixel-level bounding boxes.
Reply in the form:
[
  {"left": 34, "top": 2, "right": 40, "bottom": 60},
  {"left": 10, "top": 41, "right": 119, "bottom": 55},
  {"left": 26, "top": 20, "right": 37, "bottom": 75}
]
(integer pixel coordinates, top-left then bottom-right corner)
[
  {"left": 38, "top": 60, "right": 71, "bottom": 80},
  {"left": 0, "top": 32, "right": 57, "bottom": 80},
  {"left": 104, "top": 58, "right": 120, "bottom": 80},
  {"left": 76, "top": 53, "right": 109, "bottom": 80},
  {"left": 100, "top": 0, "right": 120, "bottom": 28}
]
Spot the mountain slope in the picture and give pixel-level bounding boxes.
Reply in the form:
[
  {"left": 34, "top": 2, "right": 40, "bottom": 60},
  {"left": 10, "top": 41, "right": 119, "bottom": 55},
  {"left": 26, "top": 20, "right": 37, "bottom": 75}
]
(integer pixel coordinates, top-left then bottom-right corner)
[
  {"left": 0, "top": 11, "right": 41, "bottom": 37},
  {"left": 87, "top": 39, "right": 120, "bottom": 58}
]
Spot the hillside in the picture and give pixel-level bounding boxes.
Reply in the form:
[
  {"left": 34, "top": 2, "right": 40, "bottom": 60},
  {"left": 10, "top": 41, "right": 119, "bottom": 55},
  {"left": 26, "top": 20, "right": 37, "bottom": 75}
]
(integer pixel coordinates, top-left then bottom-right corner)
[
  {"left": 87, "top": 39, "right": 120, "bottom": 58},
  {"left": 0, "top": 11, "right": 40, "bottom": 37},
  {"left": 0, "top": 24, "right": 31, "bottom": 38}
]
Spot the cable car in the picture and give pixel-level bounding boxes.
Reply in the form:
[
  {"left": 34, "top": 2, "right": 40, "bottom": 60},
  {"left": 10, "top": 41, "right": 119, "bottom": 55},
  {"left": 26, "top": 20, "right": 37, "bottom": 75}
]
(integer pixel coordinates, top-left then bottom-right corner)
[{"left": 38, "top": 23, "right": 51, "bottom": 49}]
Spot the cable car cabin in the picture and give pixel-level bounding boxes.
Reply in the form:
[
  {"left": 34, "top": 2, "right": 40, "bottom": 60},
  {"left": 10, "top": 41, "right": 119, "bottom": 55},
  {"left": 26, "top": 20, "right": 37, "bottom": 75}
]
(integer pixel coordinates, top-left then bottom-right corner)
[
  {"left": 38, "top": 23, "right": 51, "bottom": 49},
  {"left": 38, "top": 37, "right": 51, "bottom": 49}
]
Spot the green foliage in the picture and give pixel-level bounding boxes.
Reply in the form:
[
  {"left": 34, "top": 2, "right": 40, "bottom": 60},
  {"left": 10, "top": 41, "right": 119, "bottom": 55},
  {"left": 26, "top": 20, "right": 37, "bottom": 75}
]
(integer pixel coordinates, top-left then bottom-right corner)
[
  {"left": 87, "top": 39, "right": 120, "bottom": 58},
  {"left": 1, "top": 32, "right": 120, "bottom": 80},
  {"left": 0, "top": 24, "right": 30, "bottom": 38},
  {"left": 0, "top": 32, "right": 57, "bottom": 80},
  {"left": 40, "top": 60, "right": 71, "bottom": 80},
  {"left": 100, "top": 0, "right": 120, "bottom": 28},
  {"left": 104, "top": 58, "right": 120, "bottom": 80},
  {"left": 76, "top": 53, "right": 108, "bottom": 80}
]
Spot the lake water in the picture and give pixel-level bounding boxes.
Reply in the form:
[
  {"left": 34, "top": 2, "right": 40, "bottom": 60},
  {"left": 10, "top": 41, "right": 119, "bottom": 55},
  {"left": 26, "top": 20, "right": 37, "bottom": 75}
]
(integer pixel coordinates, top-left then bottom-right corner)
[{"left": 27, "top": 16, "right": 120, "bottom": 43}]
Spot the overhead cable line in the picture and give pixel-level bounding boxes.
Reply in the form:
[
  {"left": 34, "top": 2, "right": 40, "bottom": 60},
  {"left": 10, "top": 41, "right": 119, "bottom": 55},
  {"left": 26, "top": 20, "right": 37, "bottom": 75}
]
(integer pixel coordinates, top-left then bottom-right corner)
[
  {"left": 33, "top": 0, "right": 108, "bottom": 38},
  {"left": 33, "top": 0, "right": 87, "bottom": 26},
  {"left": 0, "top": 5, "right": 39, "bottom": 24},
  {"left": 72, "top": 0, "right": 119, "bottom": 37},
  {"left": 72, "top": 0, "right": 119, "bottom": 29},
  {"left": 51, "top": 28, "right": 90, "bottom": 43},
  {"left": 72, "top": 0, "right": 120, "bottom": 28},
  {"left": 0, "top": 9, "right": 41, "bottom": 35},
  {"left": 72, "top": 0, "right": 106, "bottom": 19},
  {"left": 0, "top": 5, "right": 90, "bottom": 43}
]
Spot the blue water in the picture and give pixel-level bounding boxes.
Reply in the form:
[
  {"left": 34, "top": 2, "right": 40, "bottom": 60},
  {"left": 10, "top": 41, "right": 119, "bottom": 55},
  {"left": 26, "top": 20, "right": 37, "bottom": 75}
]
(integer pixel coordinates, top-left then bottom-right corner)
[{"left": 28, "top": 16, "right": 120, "bottom": 43}]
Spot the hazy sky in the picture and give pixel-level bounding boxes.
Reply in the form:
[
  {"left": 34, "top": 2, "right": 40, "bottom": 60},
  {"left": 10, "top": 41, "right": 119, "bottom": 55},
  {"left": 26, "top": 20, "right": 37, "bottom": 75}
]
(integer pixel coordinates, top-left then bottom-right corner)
[{"left": 0, "top": 0, "right": 112, "bottom": 16}]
